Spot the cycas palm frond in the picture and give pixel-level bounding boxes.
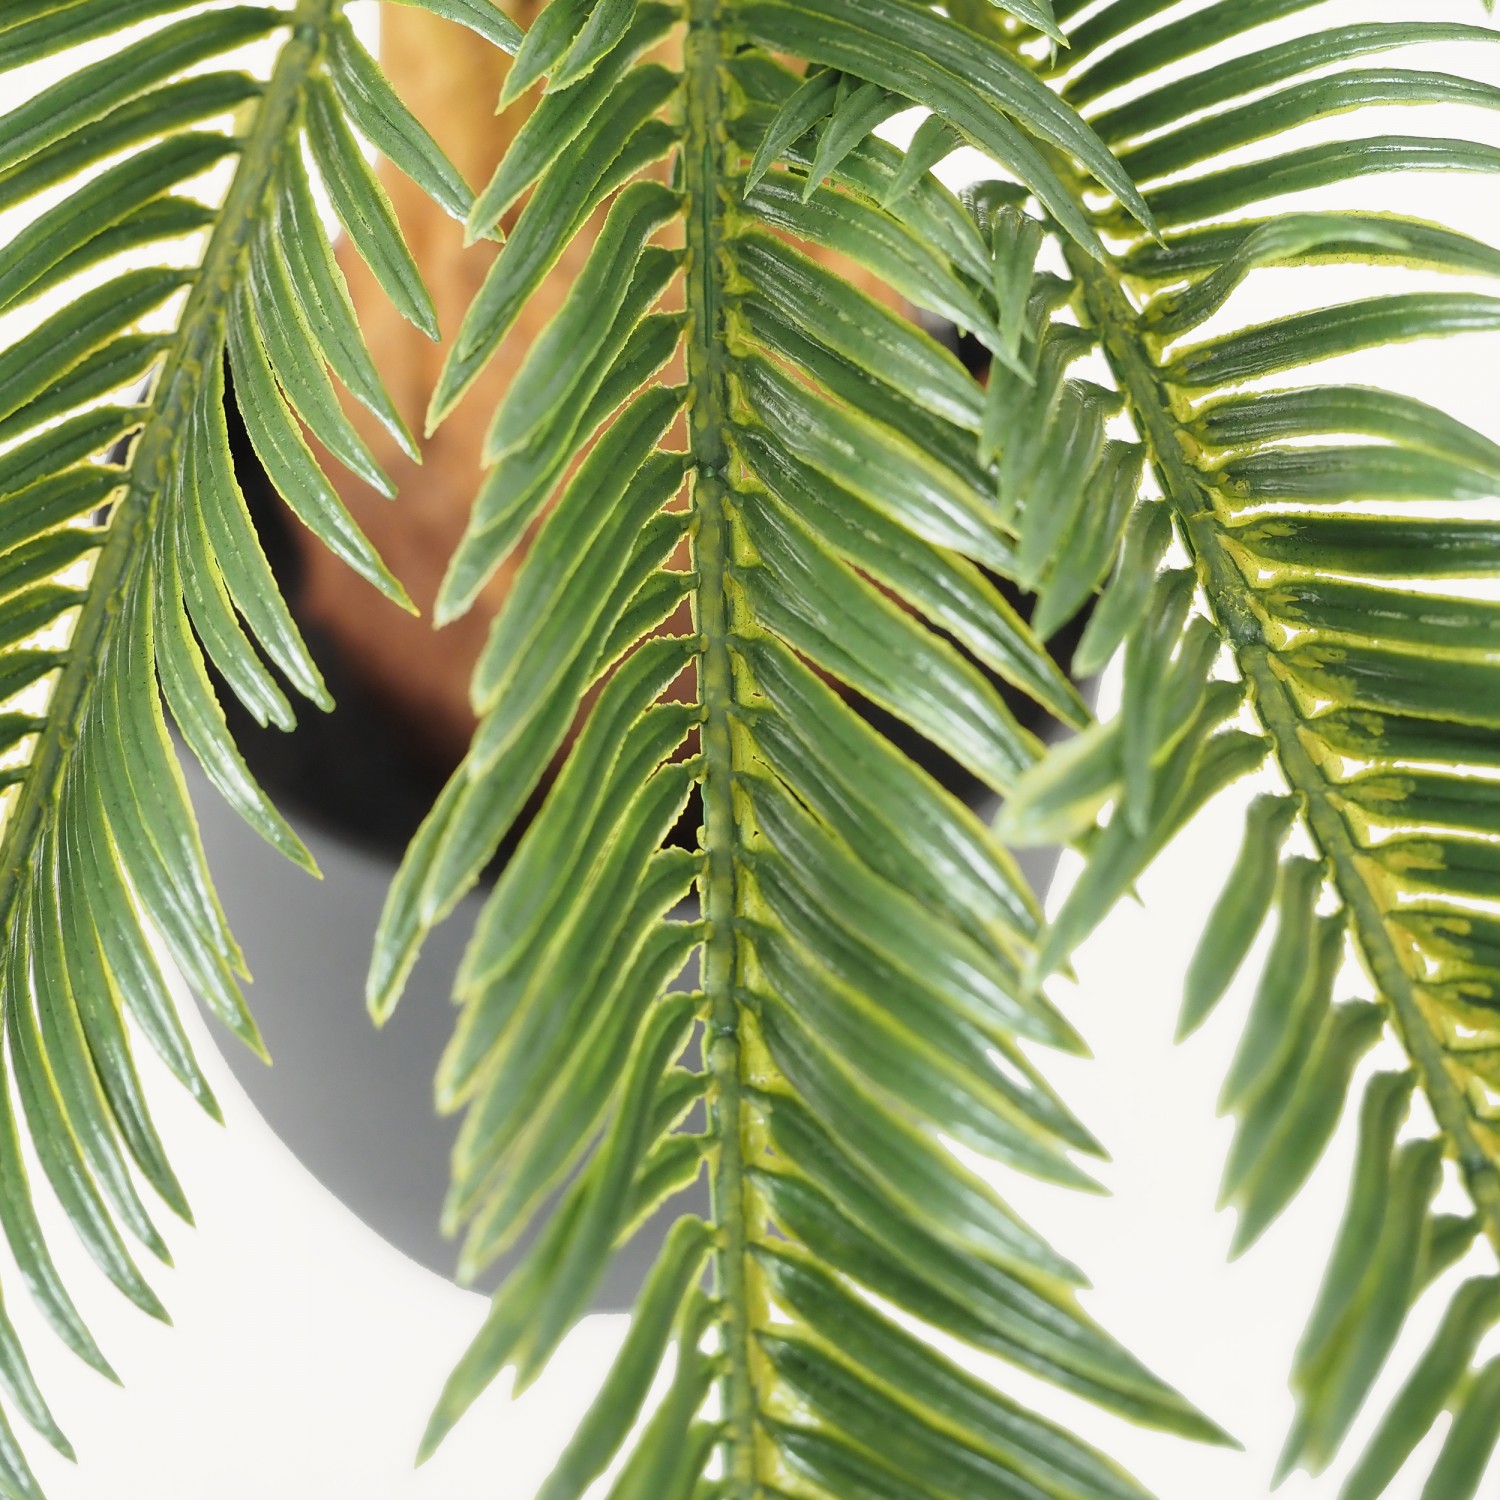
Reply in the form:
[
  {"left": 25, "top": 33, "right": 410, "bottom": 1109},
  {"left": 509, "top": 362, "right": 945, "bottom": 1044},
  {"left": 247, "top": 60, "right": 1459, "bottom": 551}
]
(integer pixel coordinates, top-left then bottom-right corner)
[
  {"left": 976, "top": 2, "right": 1500, "bottom": 1494},
  {"left": 0, "top": 1, "right": 502, "bottom": 1492},
  {"left": 370, "top": 1, "right": 1232, "bottom": 1496}
]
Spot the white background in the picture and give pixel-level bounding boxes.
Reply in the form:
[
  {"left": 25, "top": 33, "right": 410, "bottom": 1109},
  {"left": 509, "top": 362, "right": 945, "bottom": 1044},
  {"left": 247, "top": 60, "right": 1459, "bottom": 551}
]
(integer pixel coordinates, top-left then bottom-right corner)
[{"left": 5, "top": 2, "right": 1500, "bottom": 1497}]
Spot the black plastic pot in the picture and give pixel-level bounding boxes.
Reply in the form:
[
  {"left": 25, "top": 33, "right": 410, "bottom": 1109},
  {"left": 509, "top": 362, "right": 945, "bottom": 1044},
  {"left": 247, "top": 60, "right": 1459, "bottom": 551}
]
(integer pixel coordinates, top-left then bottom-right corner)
[{"left": 204, "top": 352, "right": 1095, "bottom": 1307}]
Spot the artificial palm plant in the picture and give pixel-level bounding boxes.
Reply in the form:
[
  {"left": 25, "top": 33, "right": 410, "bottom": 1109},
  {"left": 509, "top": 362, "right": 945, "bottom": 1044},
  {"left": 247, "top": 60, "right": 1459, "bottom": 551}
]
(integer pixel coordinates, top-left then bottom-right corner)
[{"left": 3, "top": 0, "right": 1500, "bottom": 1495}]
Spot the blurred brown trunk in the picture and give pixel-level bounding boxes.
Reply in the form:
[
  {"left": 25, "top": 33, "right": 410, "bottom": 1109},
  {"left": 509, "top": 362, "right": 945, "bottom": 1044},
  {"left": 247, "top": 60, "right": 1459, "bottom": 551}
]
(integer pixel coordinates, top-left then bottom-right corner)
[
  {"left": 290, "top": 6, "right": 901, "bottom": 769},
  {"left": 293, "top": 3, "right": 557, "bottom": 767}
]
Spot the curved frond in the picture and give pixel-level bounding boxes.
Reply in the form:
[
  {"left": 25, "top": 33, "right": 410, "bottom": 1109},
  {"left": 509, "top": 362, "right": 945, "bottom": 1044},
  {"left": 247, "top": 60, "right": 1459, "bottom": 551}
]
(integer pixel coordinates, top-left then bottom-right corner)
[
  {"left": 0, "top": 3, "right": 501, "bottom": 1491},
  {"left": 373, "top": 3, "right": 1231, "bottom": 1497},
  {"left": 981, "top": 3, "right": 1500, "bottom": 1494}
]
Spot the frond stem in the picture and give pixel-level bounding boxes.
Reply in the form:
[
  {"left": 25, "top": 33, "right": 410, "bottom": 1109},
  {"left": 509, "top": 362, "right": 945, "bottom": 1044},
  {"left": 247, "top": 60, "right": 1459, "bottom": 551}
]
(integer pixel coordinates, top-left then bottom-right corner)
[
  {"left": 683, "top": 1, "right": 762, "bottom": 1491},
  {"left": 1067, "top": 243, "right": 1500, "bottom": 1256},
  {"left": 0, "top": 0, "right": 340, "bottom": 980}
]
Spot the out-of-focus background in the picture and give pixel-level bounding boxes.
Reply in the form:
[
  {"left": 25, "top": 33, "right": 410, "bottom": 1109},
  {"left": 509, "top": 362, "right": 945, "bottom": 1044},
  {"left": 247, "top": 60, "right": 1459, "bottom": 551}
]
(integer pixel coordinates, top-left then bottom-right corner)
[{"left": 4, "top": 1, "right": 1500, "bottom": 1496}]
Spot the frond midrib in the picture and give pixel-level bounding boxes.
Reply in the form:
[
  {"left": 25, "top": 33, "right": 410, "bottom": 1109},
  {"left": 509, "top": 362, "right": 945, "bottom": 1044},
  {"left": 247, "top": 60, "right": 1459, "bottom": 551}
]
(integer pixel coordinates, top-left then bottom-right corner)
[
  {"left": 0, "top": 0, "right": 337, "bottom": 958},
  {"left": 1064, "top": 238, "right": 1500, "bottom": 1257},
  {"left": 683, "top": 0, "right": 762, "bottom": 1489}
]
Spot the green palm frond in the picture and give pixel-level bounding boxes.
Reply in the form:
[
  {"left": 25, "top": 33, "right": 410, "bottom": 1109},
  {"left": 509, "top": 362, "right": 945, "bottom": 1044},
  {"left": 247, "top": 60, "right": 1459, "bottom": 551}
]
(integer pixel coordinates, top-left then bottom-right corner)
[
  {"left": 370, "top": 2, "right": 1234, "bottom": 1496},
  {"left": 0, "top": 2, "right": 506, "bottom": 1492},
  {"left": 10, "top": 0, "right": 1500, "bottom": 1493},
  {"left": 981, "top": 2, "right": 1500, "bottom": 1495}
]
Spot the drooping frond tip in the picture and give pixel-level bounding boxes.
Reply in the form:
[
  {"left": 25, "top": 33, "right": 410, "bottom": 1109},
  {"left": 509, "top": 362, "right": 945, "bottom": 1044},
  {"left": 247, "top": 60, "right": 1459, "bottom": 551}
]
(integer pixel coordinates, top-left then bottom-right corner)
[
  {"left": 0, "top": 0, "right": 502, "bottom": 1491},
  {"left": 1000, "top": 2, "right": 1500, "bottom": 1494}
]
